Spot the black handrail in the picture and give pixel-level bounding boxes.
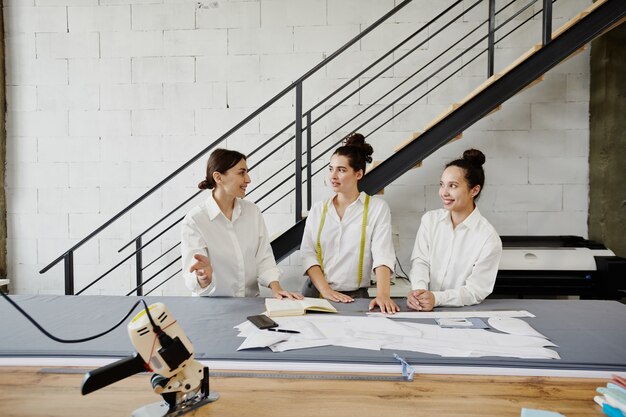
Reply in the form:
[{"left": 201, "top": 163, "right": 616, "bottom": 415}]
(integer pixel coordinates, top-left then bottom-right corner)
[
  {"left": 126, "top": 256, "right": 180, "bottom": 296},
  {"left": 119, "top": 191, "right": 202, "bottom": 253},
  {"left": 118, "top": 0, "right": 537, "bottom": 279},
  {"left": 39, "top": 0, "right": 415, "bottom": 276},
  {"left": 77, "top": 0, "right": 527, "bottom": 294},
  {"left": 143, "top": 243, "right": 180, "bottom": 271},
  {"left": 38, "top": 0, "right": 616, "bottom": 296},
  {"left": 115, "top": 0, "right": 535, "bottom": 294},
  {"left": 156, "top": 0, "right": 605, "bottom": 292},
  {"left": 271, "top": 0, "right": 626, "bottom": 262}
]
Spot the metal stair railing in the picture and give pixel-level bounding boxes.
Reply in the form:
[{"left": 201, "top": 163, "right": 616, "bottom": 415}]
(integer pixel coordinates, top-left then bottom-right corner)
[
  {"left": 129, "top": 0, "right": 498, "bottom": 294},
  {"left": 271, "top": 0, "right": 626, "bottom": 259},
  {"left": 37, "top": 0, "right": 623, "bottom": 296},
  {"left": 39, "top": 0, "right": 417, "bottom": 295}
]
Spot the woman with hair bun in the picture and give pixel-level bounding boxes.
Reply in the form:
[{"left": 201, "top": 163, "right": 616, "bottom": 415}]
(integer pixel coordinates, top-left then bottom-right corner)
[
  {"left": 299, "top": 133, "right": 400, "bottom": 314},
  {"left": 181, "top": 148, "right": 302, "bottom": 299},
  {"left": 406, "top": 149, "right": 502, "bottom": 311}
]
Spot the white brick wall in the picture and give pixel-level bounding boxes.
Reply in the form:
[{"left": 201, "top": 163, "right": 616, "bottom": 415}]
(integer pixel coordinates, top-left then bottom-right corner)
[
  {"left": 68, "top": 5, "right": 131, "bottom": 32},
  {"left": 36, "top": 33, "right": 100, "bottom": 59},
  {"left": 131, "top": 57, "right": 195, "bottom": 83},
  {"left": 101, "top": 31, "right": 164, "bottom": 58},
  {"left": 69, "top": 58, "right": 131, "bottom": 84},
  {"left": 131, "top": 4, "right": 195, "bottom": 31},
  {"left": 4, "top": 0, "right": 594, "bottom": 295}
]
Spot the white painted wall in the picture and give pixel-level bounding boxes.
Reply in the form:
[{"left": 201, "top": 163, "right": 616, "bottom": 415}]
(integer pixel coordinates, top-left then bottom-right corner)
[{"left": 3, "top": 0, "right": 592, "bottom": 295}]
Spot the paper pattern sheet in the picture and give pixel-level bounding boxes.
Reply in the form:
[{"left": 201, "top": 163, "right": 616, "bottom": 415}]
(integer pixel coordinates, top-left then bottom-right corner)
[
  {"left": 367, "top": 310, "right": 536, "bottom": 319},
  {"left": 235, "top": 315, "right": 560, "bottom": 360}
]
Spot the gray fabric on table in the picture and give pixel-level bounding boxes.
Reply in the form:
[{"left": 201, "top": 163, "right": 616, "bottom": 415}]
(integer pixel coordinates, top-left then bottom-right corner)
[{"left": 1, "top": 295, "right": 625, "bottom": 371}]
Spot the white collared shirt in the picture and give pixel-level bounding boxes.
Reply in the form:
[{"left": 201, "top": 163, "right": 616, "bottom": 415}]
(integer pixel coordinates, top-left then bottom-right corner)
[
  {"left": 300, "top": 192, "right": 396, "bottom": 291},
  {"left": 409, "top": 208, "right": 502, "bottom": 307},
  {"left": 181, "top": 192, "right": 281, "bottom": 297}
]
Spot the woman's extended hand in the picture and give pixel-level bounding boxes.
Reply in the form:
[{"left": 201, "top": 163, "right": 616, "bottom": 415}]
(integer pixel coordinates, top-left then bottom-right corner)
[
  {"left": 190, "top": 254, "right": 213, "bottom": 288},
  {"left": 369, "top": 295, "right": 400, "bottom": 314},
  {"left": 269, "top": 282, "right": 304, "bottom": 300},
  {"left": 319, "top": 288, "right": 354, "bottom": 303}
]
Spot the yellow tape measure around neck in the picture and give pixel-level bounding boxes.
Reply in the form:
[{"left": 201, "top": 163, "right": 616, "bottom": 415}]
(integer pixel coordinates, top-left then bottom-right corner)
[{"left": 316, "top": 194, "right": 370, "bottom": 287}]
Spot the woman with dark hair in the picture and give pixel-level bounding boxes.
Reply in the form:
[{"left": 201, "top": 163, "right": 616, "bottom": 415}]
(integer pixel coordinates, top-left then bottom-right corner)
[
  {"left": 406, "top": 149, "right": 502, "bottom": 311},
  {"left": 181, "top": 148, "right": 302, "bottom": 299},
  {"left": 299, "top": 133, "right": 399, "bottom": 314}
]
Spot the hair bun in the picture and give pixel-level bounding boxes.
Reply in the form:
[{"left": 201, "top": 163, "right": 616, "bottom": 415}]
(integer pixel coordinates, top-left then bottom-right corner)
[
  {"left": 462, "top": 149, "right": 485, "bottom": 167},
  {"left": 198, "top": 179, "right": 213, "bottom": 190},
  {"left": 344, "top": 133, "right": 373, "bottom": 164}
]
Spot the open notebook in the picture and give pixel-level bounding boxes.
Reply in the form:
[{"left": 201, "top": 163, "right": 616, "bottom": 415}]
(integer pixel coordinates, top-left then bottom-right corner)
[{"left": 265, "top": 297, "right": 338, "bottom": 317}]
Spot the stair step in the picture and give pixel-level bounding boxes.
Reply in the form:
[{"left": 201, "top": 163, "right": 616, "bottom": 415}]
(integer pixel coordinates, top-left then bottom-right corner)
[
  {"left": 485, "top": 104, "right": 502, "bottom": 117},
  {"left": 394, "top": 131, "right": 422, "bottom": 152},
  {"left": 551, "top": 0, "right": 608, "bottom": 39},
  {"left": 498, "top": 44, "right": 543, "bottom": 79},
  {"left": 453, "top": 44, "right": 542, "bottom": 113},
  {"left": 518, "top": 75, "right": 545, "bottom": 94},
  {"left": 552, "top": 11, "right": 590, "bottom": 39},
  {"left": 424, "top": 103, "right": 461, "bottom": 131},
  {"left": 560, "top": 44, "right": 589, "bottom": 65},
  {"left": 394, "top": 131, "right": 463, "bottom": 153}
]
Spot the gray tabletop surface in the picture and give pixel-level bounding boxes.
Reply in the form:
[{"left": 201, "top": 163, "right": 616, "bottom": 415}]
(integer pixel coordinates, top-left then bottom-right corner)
[{"left": 1, "top": 295, "right": 625, "bottom": 371}]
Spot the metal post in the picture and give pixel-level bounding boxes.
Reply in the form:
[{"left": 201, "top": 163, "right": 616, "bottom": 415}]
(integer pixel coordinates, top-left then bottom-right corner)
[
  {"left": 542, "top": 0, "right": 553, "bottom": 46},
  {"left": 295, "top": 82, "right": 303, "bottom": 222},
  {"left": 135, "top": 237, "right": 143, "bottom": 296},
  {"left": 487, "top": 0, "right": 496, "bottom": 77},
  {"left": 306, "top": 112, "right": 312, "bottom": 211},
  {"left": 64, "top": 251, "right": 74, "bottom": 295}
]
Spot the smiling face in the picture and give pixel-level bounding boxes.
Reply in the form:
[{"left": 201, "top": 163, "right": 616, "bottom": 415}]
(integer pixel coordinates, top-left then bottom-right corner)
[
  {"left": 328, "top": 154, "right": 362, "bottom": 195},
  {"left": 439, "top": 165, "right": 480, "bottom": 214},
  {"left": 214, "top": 158, "right": 251, "bottom": 199}
]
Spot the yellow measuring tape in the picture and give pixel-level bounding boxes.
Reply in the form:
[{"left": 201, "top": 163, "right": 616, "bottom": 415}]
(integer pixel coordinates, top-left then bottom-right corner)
[{"left": 316, "top": 194, "right": 370, "bottom": 287}]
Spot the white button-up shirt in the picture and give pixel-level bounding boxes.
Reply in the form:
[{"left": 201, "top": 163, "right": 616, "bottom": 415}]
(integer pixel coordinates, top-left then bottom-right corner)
[
  {"left": 409, "top": 208, "right": 502, "bottom": 307},
  {"left": 300, "top": 192, "right": 396, "bottom": 291},
  {"left": 181, "top": 193, "right": 281, "bottom": 297}
]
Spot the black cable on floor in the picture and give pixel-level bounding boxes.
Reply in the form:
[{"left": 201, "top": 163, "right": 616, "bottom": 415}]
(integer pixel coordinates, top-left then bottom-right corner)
[{"left": 0, "top": 288, "right": 142, "bottom": 343}]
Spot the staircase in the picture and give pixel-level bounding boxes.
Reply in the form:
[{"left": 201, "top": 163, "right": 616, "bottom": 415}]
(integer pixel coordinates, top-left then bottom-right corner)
[{"left": 38, "top": 0, "right": 626, "bottom": 296}]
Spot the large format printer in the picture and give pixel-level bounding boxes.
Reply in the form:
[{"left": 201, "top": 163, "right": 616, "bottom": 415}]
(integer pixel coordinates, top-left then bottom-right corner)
[{"left": 494, "top": 236, "right": 626, "bottom": 299}]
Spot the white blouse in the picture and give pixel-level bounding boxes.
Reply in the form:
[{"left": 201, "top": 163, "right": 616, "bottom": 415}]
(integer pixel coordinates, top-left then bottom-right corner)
[
  {"left": 181, "top": 192, "right": 281, "bottom": 297},
  {"left": 300, "top": 192, "right": 396, "bottom": 291},
  {"left": 409, "top": 208, "right": 503, "bottom": 307}
]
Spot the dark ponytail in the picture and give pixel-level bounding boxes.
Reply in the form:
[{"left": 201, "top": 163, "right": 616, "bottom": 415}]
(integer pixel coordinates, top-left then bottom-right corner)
[
  {"left": 198, "top": 148, "right": 247, "bottom": 190},
  {"left": 333, "top": 132, "right": 374, "bottom": 175},
  {"left": 445, "top": 149, "right": 486, "bottom": 200}
]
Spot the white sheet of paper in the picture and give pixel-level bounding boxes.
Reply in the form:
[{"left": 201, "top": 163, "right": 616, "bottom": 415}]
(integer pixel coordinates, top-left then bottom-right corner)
[
  {"left": 269, "top": 339, "right": 331, "bottom": 352},
  {"left": 399, "top": 321, "right": 556, "bottom": 347},
  {"left": 237, "top": 330, "right": 289, "bottom": 350},
  {"left": 488, "top": 317, "right": 548, "bottom": 339},
  {"left": 272, "top": 317, "right": 327, "bottom": 340},
  {"left": 234, "top": 312, "right": 558, "bottom": 359},
  {"left": 311, "top": 316, "right": 419, "bottom": 339},
  {"left": 391, "top": 321, "right": 559, "bottom": 359},
  {"left": 367, "top": 310, "right": 535, "bottom": 319}
]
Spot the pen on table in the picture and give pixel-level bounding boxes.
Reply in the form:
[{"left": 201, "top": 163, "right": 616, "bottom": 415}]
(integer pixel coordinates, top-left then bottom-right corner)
[{"left": 267, "top": 328, "right": 300, "bottom": 334}]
